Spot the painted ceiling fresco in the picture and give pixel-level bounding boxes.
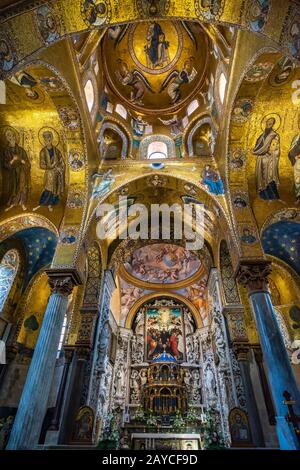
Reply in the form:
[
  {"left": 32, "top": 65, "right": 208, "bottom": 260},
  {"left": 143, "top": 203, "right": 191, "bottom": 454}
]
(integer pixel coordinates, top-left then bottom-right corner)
[
  {"left": 123, "top": 243, "right": 202, "bottom": 284},
  {"left": 103, "top": 21, "right": 207, "bottom": 113}
]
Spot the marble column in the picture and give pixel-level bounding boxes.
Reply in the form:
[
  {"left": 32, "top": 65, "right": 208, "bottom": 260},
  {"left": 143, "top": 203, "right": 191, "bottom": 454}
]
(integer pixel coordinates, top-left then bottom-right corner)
[
  {"left": 48, "top": 347, "right": 74, "bottom": 432},
  {"left": 236, "top": 260, "right": 300, "bottom": 450},
  {"left": 233, "top": 343, "right": 265, "bottom": 447},
  {"left": 252, "top": 345, "right": 276, "bottom": 425},
  {"left": 7, "top": 270, "right": 80, "bottom": 450}
]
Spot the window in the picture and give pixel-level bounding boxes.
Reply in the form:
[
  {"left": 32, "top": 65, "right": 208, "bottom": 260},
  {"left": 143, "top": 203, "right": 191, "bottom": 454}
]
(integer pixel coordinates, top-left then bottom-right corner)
[
  {"left": 147, "top": 141, "right": 168, "bottom": 159},
  {"left": 106, "top": 102, "right": 113, "bottom": 113},
  {"left": 182, "top": 115, "right": 189, "bottom": 129},
  {"left": 187, "top": 99, "right": 199, "bottom": 116},
  {"left": 93, "top": 60, "right": 99, "bottom": 76},
  {"left": 57, "top": 314, "right": 67, "bottom": 358},
  {"left": 84, "top": 79, "right": 94, "bottom": 112},
  {"left": 0, "top": 250, "right": 19, "bottom": 313},
  {"left": 115, "top": 103, "right": 127, "bottom": 120},
  {"left": 218, "top": 72, "right": 227, "bottom": 104},
  {"left": 0, "top": 81, "right": 5, "bottom": 105}
]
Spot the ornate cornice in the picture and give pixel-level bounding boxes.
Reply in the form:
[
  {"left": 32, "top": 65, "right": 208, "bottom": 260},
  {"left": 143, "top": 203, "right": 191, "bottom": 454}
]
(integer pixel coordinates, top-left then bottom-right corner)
[{"left": 235, "top": 259, "right": 272, "bottom": 294}]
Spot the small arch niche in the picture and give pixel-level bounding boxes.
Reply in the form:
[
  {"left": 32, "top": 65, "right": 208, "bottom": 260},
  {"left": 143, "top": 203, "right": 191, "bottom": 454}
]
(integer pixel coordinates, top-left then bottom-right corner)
[
  {"left": 192, "top": 122, "right": 213, "bottom": 156},
  {"left": 102, "top": 128, "right": 123, "bottom": 160}
]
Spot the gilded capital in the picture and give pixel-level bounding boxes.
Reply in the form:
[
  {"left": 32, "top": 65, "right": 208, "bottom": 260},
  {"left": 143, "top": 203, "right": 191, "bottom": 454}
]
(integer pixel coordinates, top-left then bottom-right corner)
[{"left": 235, "top": 260, "right": 272, "bottom": 294}]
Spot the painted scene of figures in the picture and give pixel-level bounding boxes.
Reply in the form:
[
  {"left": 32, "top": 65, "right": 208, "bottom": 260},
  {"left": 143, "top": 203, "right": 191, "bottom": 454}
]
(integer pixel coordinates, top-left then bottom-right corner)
[
  {"left": 146, "top": 306, "right": 184, "bottom": 361},
  {"left": 124, "top": 243, "right": 201, "bottom": 284}
]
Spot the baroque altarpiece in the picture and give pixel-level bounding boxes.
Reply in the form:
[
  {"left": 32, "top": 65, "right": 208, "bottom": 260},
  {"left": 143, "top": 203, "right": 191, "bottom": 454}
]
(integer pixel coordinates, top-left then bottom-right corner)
[{"left": 0, "top": 0, "right": 299, "bottom": 452}]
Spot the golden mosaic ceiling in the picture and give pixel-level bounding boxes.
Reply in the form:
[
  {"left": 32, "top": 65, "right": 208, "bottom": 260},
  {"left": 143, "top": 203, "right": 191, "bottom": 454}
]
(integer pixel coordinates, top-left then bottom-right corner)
[{"left": 102, "top": 20, "right": 208, "bottom": 114}]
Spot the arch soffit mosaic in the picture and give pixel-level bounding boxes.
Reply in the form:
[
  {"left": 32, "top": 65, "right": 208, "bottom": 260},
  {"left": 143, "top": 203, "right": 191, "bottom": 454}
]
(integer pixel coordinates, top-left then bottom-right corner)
[
  {"left": 0, "top": 1, "right": 299, "bottom": 80},
  {"left": 225, "top": 46, "right": 300, "bottom": 260},
  {"left": 0, "top": 60, "right": 89, "bottom": 270}
]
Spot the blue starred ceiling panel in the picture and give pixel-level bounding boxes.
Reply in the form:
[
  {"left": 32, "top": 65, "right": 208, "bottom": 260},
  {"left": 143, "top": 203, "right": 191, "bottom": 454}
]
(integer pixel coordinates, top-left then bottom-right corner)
[
  {"left": 262, "top": 221, "right": 300, "bottom": 276},
  {"left": 12, "top": 227, "right": 57, "bottom": 285}
]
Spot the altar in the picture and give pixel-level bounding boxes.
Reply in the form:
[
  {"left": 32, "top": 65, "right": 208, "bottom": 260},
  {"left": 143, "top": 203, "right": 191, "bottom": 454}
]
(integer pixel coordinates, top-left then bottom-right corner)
[{"left": 131, "top": 433, "right": 201, "bottom": 450}]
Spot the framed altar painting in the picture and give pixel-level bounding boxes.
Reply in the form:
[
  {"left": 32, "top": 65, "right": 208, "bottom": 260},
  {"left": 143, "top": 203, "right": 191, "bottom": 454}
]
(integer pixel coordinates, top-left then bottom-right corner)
[{"left": 145, "top": 305, "right": 185, "bottom": 361}]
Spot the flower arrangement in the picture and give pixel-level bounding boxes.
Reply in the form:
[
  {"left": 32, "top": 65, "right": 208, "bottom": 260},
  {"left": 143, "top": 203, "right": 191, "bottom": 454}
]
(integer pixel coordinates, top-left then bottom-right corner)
[
  {"left": 134, "top": 405, "right": 146, "bottom": 422},
  {"left": 173, "top": 410, "right": 185, "bottom": 429},
  {"left": 146, "top": 412, "right": 158, "bottom": 427}
]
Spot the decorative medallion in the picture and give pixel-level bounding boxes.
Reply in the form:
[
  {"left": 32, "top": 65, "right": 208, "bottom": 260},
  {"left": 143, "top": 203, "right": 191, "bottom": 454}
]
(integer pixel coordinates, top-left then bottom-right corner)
[
  {"left": 232, "top": 193, "right": 248, "bottom": 209},
  {"left": 231, "top": 98, "right": 253, "bottom": 123},
  {"left": 136, "top": 0, "right": 170, "bottom": 17},
  {"left": 0, "top": 31, "right": 17, "bottom": 74},
  {"left": 35, "top": 4, "right": 61, "bottom": 45},
  {"left": 229, "top": 148, "right": 246, "bottom": 169},
  {"left": 280, "top": 8, "right": 300, "bottom": 62},
  {"left": 195, "top": 0, "right": 224, "bottom": 21},
  {"left": 67, "top": 189, "right": 85, "bottom": 209},
  {"left": 58, "top": 106, "right": 80, "bottom": 131},
  {"left": 80, "top": 0, "right": 112, "bottom": 27},
  {"left": 146, "top": 174, "right": 166, "bottom": 187},
  {"left": 128, "top": 22, "right": 183, "bottom": 75},
  {"left": 247, "top": 0, "right": 270, "bottom": 33},
  {"left": 60, "top": 227, "right": 77, "bottom": 244},
  {"left": 269, "top": 57, "right": 295, "bottom": 87},
  {"left": 244, "top": 62, "right": 273, "bottom": 82},
  {"left": 240, "top": 226, "right": 257, "bottom": 245},
  {"left": 69, "top": 149, "right": 85, "bottom": 171}
]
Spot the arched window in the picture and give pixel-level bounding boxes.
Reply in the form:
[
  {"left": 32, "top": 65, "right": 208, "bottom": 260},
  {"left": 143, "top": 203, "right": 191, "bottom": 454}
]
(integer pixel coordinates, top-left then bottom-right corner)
[
  {"left": 84, "top": 79, "right": 95, "bottom": 112},
  {"left": 218, "top": 72, "right": 227, "bottom": 104},
  {"left": 0, "top": 249, "right": 19, "bottom": 312},
  {"left": 115, "top": 103, "right": 127, "bottom": 120},
  {"left": 187, "top": 99, "right": 199, "bottom": 116},
  {"left": 147, "top": 141, "right": 168, "bottom": 159}
]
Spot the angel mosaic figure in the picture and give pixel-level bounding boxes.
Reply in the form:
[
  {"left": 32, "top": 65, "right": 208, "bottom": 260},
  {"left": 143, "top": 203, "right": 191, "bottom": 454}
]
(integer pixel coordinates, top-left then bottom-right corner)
[
  {"left": 131, "top": 115, "right": 148, "bottom": 138},
  {"left": 116, "top": 59, "right": 154, "bottom": 104},
  {"left": 159, "top": 57, "right": 197, "bottom": 104},
  {"left": 91, "top": 168, "right": 115, "bottom": 199},
  {"left": 158, "top": 115, "right": 183, "bottom": 136}
]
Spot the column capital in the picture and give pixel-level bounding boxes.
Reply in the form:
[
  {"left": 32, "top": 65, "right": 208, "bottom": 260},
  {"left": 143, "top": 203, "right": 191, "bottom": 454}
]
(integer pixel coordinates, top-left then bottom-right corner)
[
  {"left": 46, "top": 269, "right": 82, "bottom": 296},
  {"left": 75, "top": 345, "right": 91, "bottom": 361},
  {"left": 63, "top": 346, "right": 75, "bottom": 363},
  {"left": 235, "top": 259, "right": 272, "bottom": 294},
  {"left": 232, "top": 342, "right": 250, "bottom": 361}
]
